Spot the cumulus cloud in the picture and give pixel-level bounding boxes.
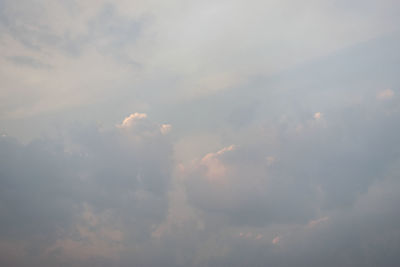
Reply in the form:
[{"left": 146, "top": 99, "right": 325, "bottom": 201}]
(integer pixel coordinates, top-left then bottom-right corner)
[
  {"left": 1, "top": 0, "right": 400, "bottom": 266},
  {"left": 117, "top": 113, "right": 173, "bottom": 143},
  {"left": 182, "top": 144, "right": 317, "bottom": 226},
  {"left": 118, "top": 112, "right": 148, "bottom": 128}
]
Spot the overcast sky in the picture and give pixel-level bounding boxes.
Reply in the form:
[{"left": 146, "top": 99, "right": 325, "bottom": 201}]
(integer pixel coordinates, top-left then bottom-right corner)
[{"left": 1, "top": 0, "right": 400, "bottom": 266}]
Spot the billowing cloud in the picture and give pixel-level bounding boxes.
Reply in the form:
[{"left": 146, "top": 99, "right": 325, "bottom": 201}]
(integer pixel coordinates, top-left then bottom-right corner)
[
  {"left": 1, "top": 0, "right": 400, "bottom": 266},
  {"left": 118, "top": 112, "right": 148, "bottom": 128},
  {"left": 182, "top": 144, "right": 317, "bottom": 226}
]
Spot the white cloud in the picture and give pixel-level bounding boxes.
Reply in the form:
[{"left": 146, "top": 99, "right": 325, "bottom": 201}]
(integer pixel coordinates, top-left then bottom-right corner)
[
  {"left": 118, "top": 112, "right": 148, "bottom": 128},
  {"left": 160, "top": 123, "right": 172, "bottom": 134}
]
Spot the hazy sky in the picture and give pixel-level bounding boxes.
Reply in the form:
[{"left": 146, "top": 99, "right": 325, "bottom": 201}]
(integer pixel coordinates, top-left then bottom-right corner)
[{"left": 1, "top": 0, "right": 400, "bottom": 266}]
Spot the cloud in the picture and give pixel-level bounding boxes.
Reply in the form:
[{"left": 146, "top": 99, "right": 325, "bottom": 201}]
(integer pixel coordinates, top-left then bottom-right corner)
[
  {"left": 0, "top": 114, "right": 173, "bottom": 265},
  {"left": 1, "top": 0, "right": 400, "bottom": 125},
  {"left": 117, "top": 113, "right": 173, "bottom": 141},
  {"left": 377, "top": 89, "right": 395, "bottom": 100},
  {"left": 272, "top": 236, "right": 280, "bottom": 245},
  {"left": 183, "top": 144, "right": 317, "bottom": 226},
  {"left": 118, "top": 112, "right": 148, "bottom": 128},
  {"left": 313, "top": 112, "right": 322, "bottom": 120},
  {"left": 44, "top": 203, "right": 125, "bottom": 262},
  {"left": 6, "top": 56, "right": 53, "bottom": 69},
  {"left": 1, "top": 1, "right": 400, "bottom": 266},
  {"left": 198, "top": 145, "right": 235, "bottom": 181},
  {"left": 307, "top": 216, "right": 329, "bottom": 228},
  {"left": 160, "top": 124, "right": 172, "bottom": 135}
]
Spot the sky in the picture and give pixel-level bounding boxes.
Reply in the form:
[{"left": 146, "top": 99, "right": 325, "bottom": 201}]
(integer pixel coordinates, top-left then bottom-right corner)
[{"left": 1, "top": 0, "right": 400, "bottom": 266}]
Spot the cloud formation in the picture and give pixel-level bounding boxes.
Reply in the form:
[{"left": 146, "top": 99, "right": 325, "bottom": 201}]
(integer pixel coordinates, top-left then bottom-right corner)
[
  {"left": 0, "top": 114, "right": 173, "bottom": 265},
  {"left": 1, "top": 0, "right": 400, "bottom": 266}
]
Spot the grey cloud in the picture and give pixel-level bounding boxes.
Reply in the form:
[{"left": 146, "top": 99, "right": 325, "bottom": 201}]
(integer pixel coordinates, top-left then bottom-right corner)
[
  {"left": 183, "top": 144, "right": 317, "bottom": 226},
  {"left": 1, "top": 1, "right": 400, "bottom": 266},
  {"left": 0, "top": 0, "right": 142, "bottom": 60},
  {"left": 265, "top": 175, "right": 400, "bottom": 267},
  {"left": 151, "top": 170, "right": 400, "bottom": 267},
  {"left": 178, "top": 34, "right": 400, "bottom": 228},
  {"left": 6, "top": 56, "right": 53, "bottom": 69},
  {"left": 182, "top": 91, "right": 400, "bottom": 227},
  {"left": 0, "top": 136, "right": 79, "bottom": 239},
  {"left": 0, "top": 114, "right": 173, "bottom": 265}
]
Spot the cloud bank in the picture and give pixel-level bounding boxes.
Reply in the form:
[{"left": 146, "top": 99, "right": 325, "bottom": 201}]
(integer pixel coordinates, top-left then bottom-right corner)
[{"left": 1, "top": 0, "right": 400, "bottom": 266}]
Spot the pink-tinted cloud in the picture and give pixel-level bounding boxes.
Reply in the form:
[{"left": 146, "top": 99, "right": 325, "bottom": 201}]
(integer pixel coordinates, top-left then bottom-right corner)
[
  {"left": 377, "top": 89, "right": 394, "bottom": 100},
  {"left": 118, "top": 112, "right": 148, "bottom": 128},
  {"left": 272, "top": 236, "right": 280, "bottom": 245},
  {"left": 307, "top": 216, "right": 329, "bottom": 228}
]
